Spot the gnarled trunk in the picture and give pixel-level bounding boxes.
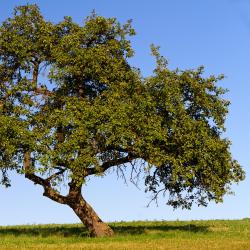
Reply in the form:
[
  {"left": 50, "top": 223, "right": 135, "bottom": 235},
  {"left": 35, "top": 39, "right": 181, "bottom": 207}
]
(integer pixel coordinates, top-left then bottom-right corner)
[
  {"left": 24, "top": 170, "right": 114, "bottom": 236},
  {"left": 68, "top": 194, "right": 114, "bottom": 237},
  {"left": 24, "top": 151, "right": 113, "bottom": 237}
]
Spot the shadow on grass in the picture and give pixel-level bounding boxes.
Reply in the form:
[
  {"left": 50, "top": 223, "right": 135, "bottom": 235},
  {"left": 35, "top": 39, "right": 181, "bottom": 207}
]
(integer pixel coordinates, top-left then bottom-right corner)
[
  {"left": 0, "top": 223, "right": 209, "bottom": 238},
  {"left": 0, "top": 225, "right": 88, "bottom": 237},
  {"left": 113, "top": 224, "right": 209, "bottom": 235}
]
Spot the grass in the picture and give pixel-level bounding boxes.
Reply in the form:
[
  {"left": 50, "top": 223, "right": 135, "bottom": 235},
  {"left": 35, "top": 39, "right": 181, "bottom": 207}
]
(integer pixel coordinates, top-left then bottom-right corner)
[{"left": 0, "top": 219, "right": 250, "bottom": 249}]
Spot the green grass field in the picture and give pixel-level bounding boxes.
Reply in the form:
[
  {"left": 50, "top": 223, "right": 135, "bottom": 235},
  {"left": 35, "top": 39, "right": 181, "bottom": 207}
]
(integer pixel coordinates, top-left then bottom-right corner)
[{"left": 0, "top": 219, "right": 250, "bottom": 249}]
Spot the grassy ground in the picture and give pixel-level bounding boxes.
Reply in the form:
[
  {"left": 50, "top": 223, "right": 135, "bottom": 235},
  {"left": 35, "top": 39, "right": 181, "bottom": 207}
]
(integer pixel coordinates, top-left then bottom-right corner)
[{"left": 0, "top": 219, "right": 250, "bottom": 249}]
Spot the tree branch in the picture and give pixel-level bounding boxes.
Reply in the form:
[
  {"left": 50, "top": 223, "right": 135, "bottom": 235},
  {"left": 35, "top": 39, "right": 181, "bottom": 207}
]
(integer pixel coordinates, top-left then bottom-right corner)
[
  {"left": 87, "top": 153, "right": 137, "bottom": 176},
  {"left": 33, "top": 87, "right": 54, "bottom": 97},
  {"left": 32, "top": 61, "right": 39, "bottom": 85},
  {"left": 45, "top": 168, "right": 66, "bottom": 182},
  {"left": 23, "top": 151, "right": 68, "bottom": 204}
]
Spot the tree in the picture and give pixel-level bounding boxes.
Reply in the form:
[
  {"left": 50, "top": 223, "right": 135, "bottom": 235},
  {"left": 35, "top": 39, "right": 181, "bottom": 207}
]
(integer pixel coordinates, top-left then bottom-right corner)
[{"left": 0, "top": 4, "right": 245, "bottom": 237}]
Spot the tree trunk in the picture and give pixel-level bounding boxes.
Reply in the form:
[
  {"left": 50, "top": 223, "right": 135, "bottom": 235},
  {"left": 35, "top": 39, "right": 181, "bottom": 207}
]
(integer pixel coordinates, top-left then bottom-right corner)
[
  {"left": 23, "top": 150, "right": 113, "bottom": 237},
  {"left": 68, "top": 194, "right": 114, "bottom": 237}
]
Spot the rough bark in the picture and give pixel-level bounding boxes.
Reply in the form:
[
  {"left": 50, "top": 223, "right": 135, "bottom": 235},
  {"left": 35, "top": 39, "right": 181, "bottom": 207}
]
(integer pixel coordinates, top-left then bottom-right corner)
[
  {"left": 68, "top": 194, "right": 114, "bottom": 237},
  {"left": 23, "top": 153, "right": 114, "bottom": 237},
  {"left": 66, "top": 179, "right": 114, "bottom": 237}
]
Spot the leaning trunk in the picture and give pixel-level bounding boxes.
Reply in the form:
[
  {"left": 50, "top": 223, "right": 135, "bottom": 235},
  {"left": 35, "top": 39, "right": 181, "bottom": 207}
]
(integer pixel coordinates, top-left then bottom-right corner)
[
  {"left": 23, "top": 150, "right": 113, "bottom": 237},
  {"left": 68, "top": 194, "right": 114, "bottom": 237}
]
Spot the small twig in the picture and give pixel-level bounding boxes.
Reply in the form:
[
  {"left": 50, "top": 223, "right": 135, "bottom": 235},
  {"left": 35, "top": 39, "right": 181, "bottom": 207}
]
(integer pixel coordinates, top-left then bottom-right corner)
[{"left": 147, "top": 188, "right": 165, "bottom": 207}]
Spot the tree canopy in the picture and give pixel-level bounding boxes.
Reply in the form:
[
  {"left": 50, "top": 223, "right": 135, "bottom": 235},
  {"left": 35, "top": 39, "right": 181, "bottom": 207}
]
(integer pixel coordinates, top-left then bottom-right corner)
[{"left": 0, "top": 4, "right": 245, "bottom": 236}]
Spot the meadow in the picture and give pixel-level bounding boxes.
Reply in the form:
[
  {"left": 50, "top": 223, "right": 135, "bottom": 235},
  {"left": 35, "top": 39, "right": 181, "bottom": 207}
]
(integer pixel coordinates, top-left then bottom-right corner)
[{"left": 0, "top": 219, "right": 250, "bottom": 249}]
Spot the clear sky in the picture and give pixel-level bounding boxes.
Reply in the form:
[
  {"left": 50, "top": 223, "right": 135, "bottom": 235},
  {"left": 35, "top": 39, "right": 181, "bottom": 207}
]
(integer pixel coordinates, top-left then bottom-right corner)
[{"left": 0, "top": 0, "right": 250, "bottom": 225}]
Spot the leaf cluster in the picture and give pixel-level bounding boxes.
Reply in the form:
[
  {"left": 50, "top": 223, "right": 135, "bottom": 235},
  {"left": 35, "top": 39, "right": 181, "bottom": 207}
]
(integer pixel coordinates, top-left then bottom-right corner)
[{"left": 0, "top": 4, "right": 244, "bottom": 207}]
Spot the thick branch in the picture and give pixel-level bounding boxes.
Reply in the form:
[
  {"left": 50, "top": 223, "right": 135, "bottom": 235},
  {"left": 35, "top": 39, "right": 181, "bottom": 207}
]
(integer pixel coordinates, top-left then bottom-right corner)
[
  {"left": 33, "top": 87, "right": 54, "bottom": 97},
  {"left": 31, "top": 62, "right": 54, "bottom": 97},
  {"left": 32, "top": 62, "right": 39, "bottom": 85},
  {"left": 68, "top": 179, "right": 82, "bottom": 200},
  {"left": 87, "top": 153, "right": 137, "bottom": 176},
  {"left": 23, "top": 151, "right": 68, "bottom": 204}
]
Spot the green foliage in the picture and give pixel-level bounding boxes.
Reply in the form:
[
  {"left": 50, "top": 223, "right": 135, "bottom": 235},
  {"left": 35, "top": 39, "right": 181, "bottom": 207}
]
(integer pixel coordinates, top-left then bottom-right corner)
[{"left": 0, "top": 4, "right": 244, "bottom": 208}]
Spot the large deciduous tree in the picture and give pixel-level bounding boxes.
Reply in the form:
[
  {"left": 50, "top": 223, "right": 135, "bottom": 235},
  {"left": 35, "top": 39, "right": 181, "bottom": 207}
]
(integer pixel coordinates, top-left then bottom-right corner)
[{"left": 0, "top": 4, "right": 244, "bottom": 237}]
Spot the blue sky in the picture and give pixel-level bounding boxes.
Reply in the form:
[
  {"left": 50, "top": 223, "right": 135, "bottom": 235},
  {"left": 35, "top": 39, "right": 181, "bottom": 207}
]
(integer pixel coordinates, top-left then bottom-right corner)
[{"left": 0, "top": 0, "right": 250, "bottom": 225}]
